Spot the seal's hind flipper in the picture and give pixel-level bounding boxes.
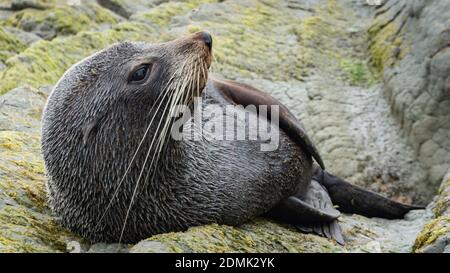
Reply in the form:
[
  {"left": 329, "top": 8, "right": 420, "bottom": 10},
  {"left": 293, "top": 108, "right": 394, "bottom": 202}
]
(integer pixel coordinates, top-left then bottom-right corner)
[
  {"left": 212, "top": 78, "right": 325, "bottom": 169},
  {"left": 267, "top": 195, "right": 340, "bottom": 223},
  {"left": 295, "top": 220, "right": 345, "bottom": 245},
  {"left": 266, "top": 180, "right": 345, "bottom": 245},
  {"left": 313, "top": 167, "right": 425, "bottom": 219}
]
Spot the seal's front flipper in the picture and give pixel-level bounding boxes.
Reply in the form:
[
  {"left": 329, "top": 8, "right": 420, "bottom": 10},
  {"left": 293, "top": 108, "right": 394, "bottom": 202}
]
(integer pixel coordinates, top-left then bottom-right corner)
[
  {"left": 212, "top": 78, "right": 325, "bottom": 169},
  {"left": 266, "top": 180, "right": 345, "bottom": 245},
  {"left": 313, "top": 167, "right": 425, "bottom": 219}
]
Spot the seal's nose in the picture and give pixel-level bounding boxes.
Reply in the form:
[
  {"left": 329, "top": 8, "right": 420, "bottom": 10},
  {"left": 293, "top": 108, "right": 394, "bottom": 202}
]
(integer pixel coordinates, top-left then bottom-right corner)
[
  {"left": 201, "top": 32, "right": 212, "bottom": 50},
  {"left": 194, "top": 32, "right": 212, "bottom": 50}
]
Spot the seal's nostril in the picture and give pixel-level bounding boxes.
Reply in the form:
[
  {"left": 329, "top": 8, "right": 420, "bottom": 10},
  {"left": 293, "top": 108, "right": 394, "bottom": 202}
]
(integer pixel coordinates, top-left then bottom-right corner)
[
  {"left": 200, "top": 32, "right": 212, "bottom": 50},
  {"left": 192, "top": 31, "right": 213, "bottom": 50}
]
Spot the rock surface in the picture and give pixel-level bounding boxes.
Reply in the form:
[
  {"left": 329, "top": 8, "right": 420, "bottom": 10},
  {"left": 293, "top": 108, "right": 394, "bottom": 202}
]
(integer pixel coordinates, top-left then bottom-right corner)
[
  {"left": 368, "top": 0, "right": 450, "bottom": 202},
  {"left": 413, "top": 170, "right": 450, "bottom": 253},
  {"left": 0, "top": 0, "right": 448, "bottom": 252}
]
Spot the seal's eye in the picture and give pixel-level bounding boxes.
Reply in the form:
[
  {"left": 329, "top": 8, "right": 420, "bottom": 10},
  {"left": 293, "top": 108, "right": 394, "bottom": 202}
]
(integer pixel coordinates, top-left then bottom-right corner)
[{"left": 129, "top": 64, "right": 152, "bottom": 84}]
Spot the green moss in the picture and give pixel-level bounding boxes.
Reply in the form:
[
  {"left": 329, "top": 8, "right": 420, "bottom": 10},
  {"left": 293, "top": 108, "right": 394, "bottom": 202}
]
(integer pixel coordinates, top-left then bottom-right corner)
[
  {"left": 0, "top": 27, "right": 27, "bottom": 62},
  {"left": 187, "top": 24, "right": 203, "bottom": 33},
  {"left": 204, "top": 0, "right": 304, "bottom": 80},
  {"left": 9, "top": 0, "right": 56, "bottom": 9},
  {"left": 0, "top": 135, "right": 22, "bottom": 151},
  {"left": 0, "top": 130, "right": 49, "bottom": 209},
  {"left": 143, "top": 224, "right": 256, "bottom": 253},
  {"left": 3, "top": 3, "right": 120, "bottom": 38},
  {"left": 0, "top": 0, "right": 372, "bottom": 94},
  {"left": 135, "top": 219, "right": 343, "bottom": 253},
  {"left": 432, "top": 177, "right": 450, "bottom": 217},
  {"left": 0, "top": 131, "right": 28, "bottom": 151},
  {"left": 413, "top": 215, "right": 450, "bottom": 252},
  {"left": 0, "top": 206, "right": 76, "bottom": 253},
  {"left": 134, "top": 0, "right": 217, "bottom": 27},
  {"left": 131, "top": 0, "right": 352, "bottom": 81},
  {"left": 288, "top": 0, "right": 371, "bottom": 80},
  {"left": 340, "top": 59, "right": 374, "bottom": 86},
  {"left": 0, "top": 131, "right": 78, "bottom": 252},
  {"left": 0, "top": 21, "right": 155, "bottom": 94},
  {"left": 368, "top": 21, "right": 407, "bottom": 74},
  {"left": 296, "top": 16, "right": 335, "bottom": 48}
]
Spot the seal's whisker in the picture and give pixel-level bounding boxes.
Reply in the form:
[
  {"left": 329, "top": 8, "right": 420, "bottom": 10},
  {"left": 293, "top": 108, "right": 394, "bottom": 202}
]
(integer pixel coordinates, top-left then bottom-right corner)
[
  {"left": 188, "top": 60, "right": 197, "bottom": 105},
  {"left": 118, "top": 88, "right": 178, "bottom": 244},
  {"left": 199, "top": 62, "right": 205, "bottom": 98},
  {"left": 95, "top": 86, "right": 168, "bottom": 228},
  {"left": 140, "top": 69, "right": 190, "bottom": 200},
  {"left": 121, "top": 83, "right": 187, "bottom": 235},
  {"left": 196, "top": 61, "right": 201, "bottom": 99},
  {"left": 97, "top": 61, "right": 187, "bottom": 229},
  {"left": 202, "top": 62, "right": 207, "bottom": 98},
  {"left": 118, "top": 59, "right": 193, "bottom": 243},
  {"left": 151, "top": 58, "right": 195, "bottom": 181},
  {"left": 200, "top": 61, "right": 210, "bottom": 143}
]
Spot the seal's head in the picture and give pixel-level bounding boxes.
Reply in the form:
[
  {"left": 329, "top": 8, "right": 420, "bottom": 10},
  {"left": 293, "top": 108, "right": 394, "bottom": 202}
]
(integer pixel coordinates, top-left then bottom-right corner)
[{"left": 41, "top": 32, "right": 214, "bottom": 243}]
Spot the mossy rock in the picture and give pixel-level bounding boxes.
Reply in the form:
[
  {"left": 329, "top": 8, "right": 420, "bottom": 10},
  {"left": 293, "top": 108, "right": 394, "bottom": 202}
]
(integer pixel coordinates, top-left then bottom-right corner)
[
  {"left": 367, "top": 3, "right": 409, "bottom": 74},
  {"left": 413, "top": 172, "right": 450, "bottom": 253},
  {"left": 340, "top": 59, "right": 374, "bottom": 87},
  {"left": 0, "top": 26, "right": 26, "bottom": 62},
  {"left": 0, "top": 129, "right": 79, "bottom": 252},
  {"left": 9, "top": 0, "right": 55, "bottom": 11},
  {"left": 0, "top": 0, "right": 373, "bottom": 94},
  {"left": 0, "top": 206, "right": 78, "bottom": 253},
  {"left": 413, "top": 215, "right": 450, "bottom": 253},
  {"left": 432, "top": 175, "right": 450, "bottom": 217},
  {"left": 131, "top": 219, "right": 344, "bottom": 253},
  {"left": 131, "top": 0, "right": 218, "bottom": 27},
  {"left": 0, "top": 0, "right": 230, "bottom": 95},
  {"left": 0, "top": 21, "right": 157, "bottom": 94},
  {"left": 133, "top": 0, "right": 368, "bottom": 83},
  {"left": 3, "top": 2, "right": 122, "bottom": 40}
]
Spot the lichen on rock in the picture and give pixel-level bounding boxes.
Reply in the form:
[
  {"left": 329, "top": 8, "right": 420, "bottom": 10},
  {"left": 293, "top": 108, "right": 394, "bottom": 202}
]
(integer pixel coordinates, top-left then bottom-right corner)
[
  {"left": 131, "top": 219, "right": 343, "bottom": 253},
  {"left": 368, "top": 19, "right": 406, "bottom": 74},
  {"left": 414, "top": 215, "right": 450, "bottom": 253},
  {"left": 3, "top": 2, "right": 121, "bottom": 39},
  {"left": 0, "top": 87, "right": 81, "bottom": 252},
  {"left": 0, "top": 26, "right": 26, "bottom": 62},
  {"left": 413, "top": 171, "right": 450, "bottom": 253},
  {"left": 0, "top": 20, "right": 157, "bottom": 94}
]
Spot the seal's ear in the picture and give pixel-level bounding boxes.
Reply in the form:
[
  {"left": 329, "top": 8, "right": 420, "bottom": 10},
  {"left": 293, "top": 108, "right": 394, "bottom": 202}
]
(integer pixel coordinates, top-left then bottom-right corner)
[
  {"left": 212, "top": 78, "right": 325, "bottom": 169},
  {"left": 82, "top": 117, "right": 99, "bottom": 147}
]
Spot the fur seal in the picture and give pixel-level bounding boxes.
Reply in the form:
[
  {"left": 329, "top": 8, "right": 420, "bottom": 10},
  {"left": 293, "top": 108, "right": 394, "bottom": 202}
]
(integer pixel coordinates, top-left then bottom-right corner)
[{"left": 41, "top": 32, "right": 422, "bottom": 245}]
